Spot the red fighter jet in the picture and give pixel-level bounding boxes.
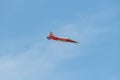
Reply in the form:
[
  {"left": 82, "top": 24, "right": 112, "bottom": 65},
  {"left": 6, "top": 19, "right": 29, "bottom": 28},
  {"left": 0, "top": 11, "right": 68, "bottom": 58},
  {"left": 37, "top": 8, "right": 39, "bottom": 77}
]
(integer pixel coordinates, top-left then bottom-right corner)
[{"left": 47, "top": 32, "right": 79, "bottom": 43}]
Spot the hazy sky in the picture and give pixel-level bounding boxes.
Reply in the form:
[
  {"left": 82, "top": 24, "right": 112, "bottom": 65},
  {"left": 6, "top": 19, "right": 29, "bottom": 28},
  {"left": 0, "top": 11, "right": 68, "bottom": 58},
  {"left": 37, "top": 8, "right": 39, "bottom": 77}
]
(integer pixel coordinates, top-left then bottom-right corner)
[{"left": 0, "top": 0, "right": 120, "bottom": 80}]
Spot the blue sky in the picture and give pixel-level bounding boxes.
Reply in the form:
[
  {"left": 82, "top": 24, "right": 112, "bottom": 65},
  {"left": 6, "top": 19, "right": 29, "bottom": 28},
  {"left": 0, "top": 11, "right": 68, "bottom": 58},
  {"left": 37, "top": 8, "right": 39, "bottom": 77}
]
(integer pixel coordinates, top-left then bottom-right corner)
[{"left": 0, "top": 0, "right": 120, "bottom": 80}]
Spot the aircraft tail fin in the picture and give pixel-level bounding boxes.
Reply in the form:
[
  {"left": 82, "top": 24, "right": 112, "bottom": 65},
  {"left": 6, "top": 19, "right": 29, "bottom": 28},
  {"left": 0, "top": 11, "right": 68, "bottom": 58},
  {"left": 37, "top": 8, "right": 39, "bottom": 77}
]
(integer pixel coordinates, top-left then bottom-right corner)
[{"left": 49, "top": 32, "right": 54, "bottom": 37}]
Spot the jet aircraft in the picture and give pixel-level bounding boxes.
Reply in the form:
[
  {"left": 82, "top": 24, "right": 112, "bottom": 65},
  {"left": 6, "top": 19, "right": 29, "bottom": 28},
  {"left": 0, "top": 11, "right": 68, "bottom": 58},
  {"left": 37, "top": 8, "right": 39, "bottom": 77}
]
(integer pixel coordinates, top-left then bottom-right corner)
[{"left": 47, "top": 32, "right": 79, "bottom": 43}]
